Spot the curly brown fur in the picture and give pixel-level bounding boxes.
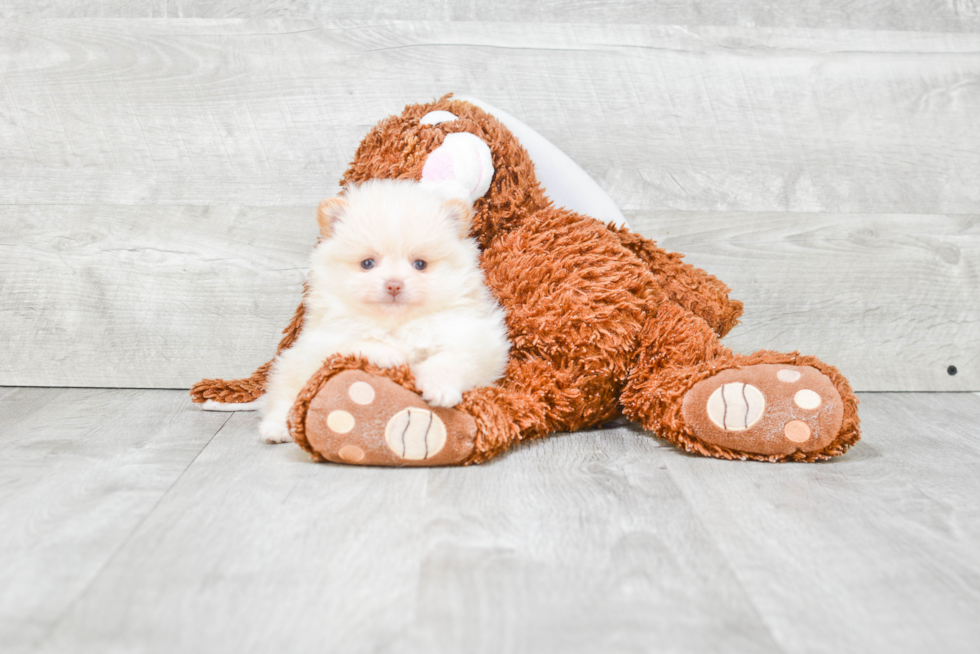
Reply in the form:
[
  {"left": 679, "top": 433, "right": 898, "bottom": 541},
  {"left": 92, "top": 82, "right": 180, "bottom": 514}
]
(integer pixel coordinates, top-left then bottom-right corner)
[
  {"left": 193, "top": 94, "right": 860, "bottom": 464},
  {"left": 619, "top": 303, "right": 860, "bottom": 462},
  {"left": 341, "top": 94, "right": 552, "bottom": 250},
  {"left": 607, "top": 223, "right": 743, "bottom": 337},
  {"left": 194, "top": 96, "right": 747, "bottom": 408}
]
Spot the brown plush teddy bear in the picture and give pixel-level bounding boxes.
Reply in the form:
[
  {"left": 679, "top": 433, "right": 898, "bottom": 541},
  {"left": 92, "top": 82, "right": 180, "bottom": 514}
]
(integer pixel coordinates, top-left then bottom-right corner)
[{"left": 191, "top": 95, "right": 860, "bottom": 466}]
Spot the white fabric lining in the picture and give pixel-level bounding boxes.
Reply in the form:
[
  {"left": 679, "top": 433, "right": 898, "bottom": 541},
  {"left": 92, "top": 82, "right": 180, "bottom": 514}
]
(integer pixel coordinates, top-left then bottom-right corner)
[{"left": 455, "top": 95, "right": 629, "bottom": 229}]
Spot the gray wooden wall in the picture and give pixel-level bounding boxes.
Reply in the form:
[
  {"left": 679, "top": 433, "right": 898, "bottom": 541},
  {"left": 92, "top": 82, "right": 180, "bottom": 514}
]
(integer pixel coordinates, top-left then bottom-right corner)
[{"left": 1, "top": 3, "right": 978, "bottom": 392}]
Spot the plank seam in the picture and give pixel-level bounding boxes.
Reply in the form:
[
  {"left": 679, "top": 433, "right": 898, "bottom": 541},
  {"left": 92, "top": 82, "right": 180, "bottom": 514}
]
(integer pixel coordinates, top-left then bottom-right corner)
[
  {"left": 32, "top": 410, "right": 234, "bottom": 650},
  {"left": 658, "top": 459, "right": 789, "bottom": 653}
]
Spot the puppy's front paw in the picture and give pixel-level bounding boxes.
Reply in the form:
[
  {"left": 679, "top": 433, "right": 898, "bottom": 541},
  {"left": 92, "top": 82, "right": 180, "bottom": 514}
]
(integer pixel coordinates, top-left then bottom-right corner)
[
  {"left": 259, "top": 418, "right": 293, "bottom": 444},
  {"left": 370, "top": 351, "right": 409, "bottom": 369},
  {"left": 418, "top": 381, "right": 464, "bottom": 408},
  {"left": 354, "top": 342, "right": 408, "bottom": 369}
]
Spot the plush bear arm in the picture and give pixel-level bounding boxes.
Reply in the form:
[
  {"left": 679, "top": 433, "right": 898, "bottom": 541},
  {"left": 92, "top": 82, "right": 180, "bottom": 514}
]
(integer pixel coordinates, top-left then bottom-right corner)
[
  {"left": 273, "top": 296, "right": 306, "bottom": 355},
  {"left": 607, "top": 223, "right": 743, "bottom": 338}
]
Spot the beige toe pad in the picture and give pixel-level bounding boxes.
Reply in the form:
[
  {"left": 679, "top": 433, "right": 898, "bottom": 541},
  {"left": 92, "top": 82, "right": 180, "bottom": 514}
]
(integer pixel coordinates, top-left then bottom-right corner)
[
  {"left": 304, "top": 370, "right": 476, "bottom": 466},
  {"left": 682, "top": 364, "right": 844, "bottom": 456}
]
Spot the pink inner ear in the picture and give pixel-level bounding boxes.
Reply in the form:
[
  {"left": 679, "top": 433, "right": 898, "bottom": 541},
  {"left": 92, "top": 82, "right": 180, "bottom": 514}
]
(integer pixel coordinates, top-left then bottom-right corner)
[{"left": 422, "top": 149, "right": 455, "bottom": 182}]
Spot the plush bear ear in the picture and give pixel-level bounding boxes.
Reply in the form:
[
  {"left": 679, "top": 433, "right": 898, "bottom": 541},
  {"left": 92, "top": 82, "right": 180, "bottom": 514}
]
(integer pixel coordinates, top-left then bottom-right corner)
[
  {"left": 316, "top": 197, "right": 348, "bottom": 238},
  {"left": 420, "top": 132, "right": 495, "bottom": 204},
  {"left": 440, "top": 198, "right": 475, "bottom": 239}
]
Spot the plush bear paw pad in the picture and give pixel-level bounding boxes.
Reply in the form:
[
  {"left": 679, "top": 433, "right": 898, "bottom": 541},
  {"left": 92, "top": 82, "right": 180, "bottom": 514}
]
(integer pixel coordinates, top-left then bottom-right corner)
[
  {"left": 301, "top": 370, "right": 477, "bottom": 466},
  {"left": 682, "top": 364, "right": 844, "bottom": 457}
]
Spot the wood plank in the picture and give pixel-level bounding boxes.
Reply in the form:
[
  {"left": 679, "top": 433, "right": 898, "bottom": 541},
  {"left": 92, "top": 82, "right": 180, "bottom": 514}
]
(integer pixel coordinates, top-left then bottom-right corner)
[
  {"left": 3, "top": 206, "right": 976, "bottom": 391},
  {"left": 0, "top": 388, "right": 228, "bottom": 654},
  {"left": 4, "top": 1, "right": 980, "bottom": 33},
  {"left": 1, "top": 21, "right": 978, "bottom": 214},
  {"left": 0, "top": 205, "right": 316, "bottom": 388},
  {"left": 631, "top": 211, "right": 980, "bottom": 392},
  {"left": 17, "top": 391, "right": 980, "bottom": 653},
  {"left": 658, "top": 391, "right": 980, "bottom": 653},
  {"left": 2, "top": 20, "right": 977, "bottom": 390},
  {"left": 34, "top": 408, "right": 782, "bottom": 654}
]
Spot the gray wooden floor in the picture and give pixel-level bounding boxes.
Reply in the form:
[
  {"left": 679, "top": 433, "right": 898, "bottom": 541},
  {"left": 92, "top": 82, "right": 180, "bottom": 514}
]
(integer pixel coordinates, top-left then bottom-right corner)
[{"left": 1, "top": 388, "right": 978, "bottom": 654}]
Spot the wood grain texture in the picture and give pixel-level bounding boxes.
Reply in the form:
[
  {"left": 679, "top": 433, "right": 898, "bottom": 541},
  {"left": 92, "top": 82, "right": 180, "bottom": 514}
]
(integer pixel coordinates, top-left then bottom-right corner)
[
  {"left": 631, "top": 211, "right": 980, "bottom": 392},
  {"left": 1, "top": 18, "right": 978, "bottom": 390},
  {"left": 658, "top": 391, "right": 980, "bottom": 652},
  {"left": 0, "top": 388, "right": 229, "bottom": 654},
  {"left": 0, "top": 205, "right": 316, "bottom": 388},
  {"left": 1, "top": 389, "right": 976, "bottom": 653},
  {"left": 2, "top": 206, "right": 976, "bottom": 391},
  {"left": 1, "top": 21, "right": 978, "bottom": 214},
  {"left": 36, "top": 411, "right": 783, "bottom": 654},
  {"left": 4, "top": 1, "right": 980, "bottom": 33}
]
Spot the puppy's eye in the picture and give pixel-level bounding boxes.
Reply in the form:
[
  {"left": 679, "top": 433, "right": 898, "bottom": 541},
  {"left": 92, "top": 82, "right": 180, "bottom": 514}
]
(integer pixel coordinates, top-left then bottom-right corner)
[
  {"left": 360, "top": 259, "right": 375, "bottom": 270},
  {"left": 413, "top": 259, "right": 427, "bottom": 271}
]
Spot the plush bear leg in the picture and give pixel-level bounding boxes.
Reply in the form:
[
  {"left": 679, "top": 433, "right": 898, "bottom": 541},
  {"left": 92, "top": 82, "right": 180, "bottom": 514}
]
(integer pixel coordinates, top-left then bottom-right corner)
[
  {"left": 607, "top": 224, "right": 744, "bottom": 338},
  {"left": 288, "top": 356, "right": 557, "bottom": 466},
  {"left": 619, "top": 303, "right": 861, "bottom": 462}
]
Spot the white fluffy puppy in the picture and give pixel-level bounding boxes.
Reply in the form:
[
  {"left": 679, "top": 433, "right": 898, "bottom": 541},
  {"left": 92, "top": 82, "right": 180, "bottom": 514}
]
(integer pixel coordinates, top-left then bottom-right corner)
[{"left": 259, "top": 179, "right": 511, "bottom": 444}]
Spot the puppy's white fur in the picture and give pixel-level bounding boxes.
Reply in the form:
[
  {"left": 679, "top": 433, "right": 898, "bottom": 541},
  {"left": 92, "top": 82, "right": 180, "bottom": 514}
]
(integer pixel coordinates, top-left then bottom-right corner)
[{"left": 259, "top": 179, "right": 510, "bottom": 444}]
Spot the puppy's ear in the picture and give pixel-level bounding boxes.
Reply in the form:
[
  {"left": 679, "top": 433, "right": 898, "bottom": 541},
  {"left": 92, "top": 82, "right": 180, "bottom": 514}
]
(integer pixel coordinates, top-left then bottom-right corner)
[
  {"left": 440, "top": 198, "right": 475, "bottom": 239},
  {"left": 316, "top": 197, "right": 348, "bottom": 238}
]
